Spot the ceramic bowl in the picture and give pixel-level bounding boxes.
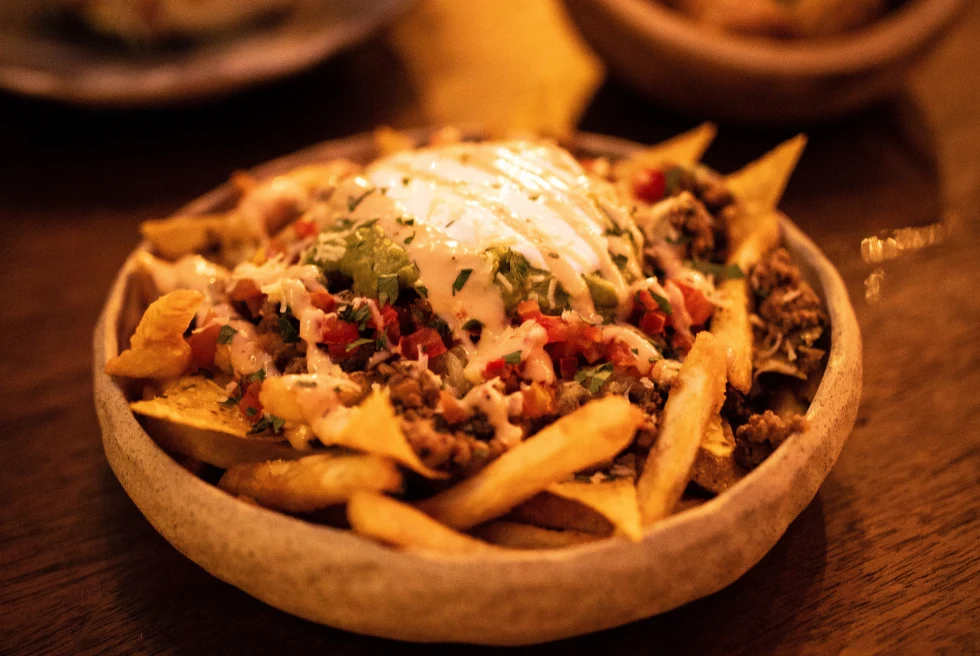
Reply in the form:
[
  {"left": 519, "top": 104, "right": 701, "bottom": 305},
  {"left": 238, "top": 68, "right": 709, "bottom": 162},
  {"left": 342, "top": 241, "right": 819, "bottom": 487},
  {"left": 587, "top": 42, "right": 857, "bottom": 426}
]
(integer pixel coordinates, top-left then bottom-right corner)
[
  {"left": 0, "top": 0, "right": 411, "bottom": 107},
  {"left": 562, "top": 0, "right": 971, "bottom": 123},
  {"left": 92, "top": 130, "right": 862, "bottom": 645}
]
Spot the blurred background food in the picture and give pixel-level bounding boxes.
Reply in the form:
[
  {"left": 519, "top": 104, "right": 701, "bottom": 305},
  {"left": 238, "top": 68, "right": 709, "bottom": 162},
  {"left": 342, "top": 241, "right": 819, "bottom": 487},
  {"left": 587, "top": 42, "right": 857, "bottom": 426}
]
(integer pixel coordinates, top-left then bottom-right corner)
[
  {"left": 67, "top": 0, "right": 297, "bottom": 43},
  {"left": 563, "top": 0, "right": 972, "bottom": 123},
  {"left": 657, "top": 0, "right": 894, "bottom": 38}
]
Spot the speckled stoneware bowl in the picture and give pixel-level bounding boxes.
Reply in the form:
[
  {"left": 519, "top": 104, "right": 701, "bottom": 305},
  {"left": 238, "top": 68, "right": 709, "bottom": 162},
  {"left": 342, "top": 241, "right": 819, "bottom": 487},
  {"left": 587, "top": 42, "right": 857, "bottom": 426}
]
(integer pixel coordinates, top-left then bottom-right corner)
[
  {"left": 92, "top": 131, "right": 862, "bottom": 645},
  {"left": 562, "top": 0, "right": 971, "bottom": 123}
]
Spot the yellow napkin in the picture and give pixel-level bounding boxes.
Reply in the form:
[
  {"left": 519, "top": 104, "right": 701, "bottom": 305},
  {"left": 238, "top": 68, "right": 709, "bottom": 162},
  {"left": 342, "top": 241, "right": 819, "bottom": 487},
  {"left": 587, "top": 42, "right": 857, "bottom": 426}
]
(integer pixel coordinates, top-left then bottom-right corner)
[{"left": 388, "top": 0, "right": 604, "bottom": 138}]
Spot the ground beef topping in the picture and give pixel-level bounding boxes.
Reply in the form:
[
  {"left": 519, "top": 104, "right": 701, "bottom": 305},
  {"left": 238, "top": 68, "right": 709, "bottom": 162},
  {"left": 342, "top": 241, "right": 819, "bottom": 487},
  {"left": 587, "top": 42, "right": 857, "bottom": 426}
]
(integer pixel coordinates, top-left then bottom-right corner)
[{"left": 734, "top": 410, "right": 808, "bottom": 470}]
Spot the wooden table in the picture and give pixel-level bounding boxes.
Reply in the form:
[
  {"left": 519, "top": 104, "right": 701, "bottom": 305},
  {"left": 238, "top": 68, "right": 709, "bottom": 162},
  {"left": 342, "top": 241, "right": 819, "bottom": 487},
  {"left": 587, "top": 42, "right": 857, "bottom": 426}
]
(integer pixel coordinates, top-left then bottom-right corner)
[{"left": 2, "top": 3, "right": 979, "bottom": 653}]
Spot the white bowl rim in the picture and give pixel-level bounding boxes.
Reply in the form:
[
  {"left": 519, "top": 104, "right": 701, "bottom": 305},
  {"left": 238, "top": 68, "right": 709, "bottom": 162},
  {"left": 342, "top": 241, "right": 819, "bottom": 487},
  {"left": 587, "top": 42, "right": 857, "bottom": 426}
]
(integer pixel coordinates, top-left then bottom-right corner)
[
  {"left": 579, "top": 0, "right": 971, "bottom": 76},
  {"left": 93, "top": 129, "right": 863, "bottom": 644}
]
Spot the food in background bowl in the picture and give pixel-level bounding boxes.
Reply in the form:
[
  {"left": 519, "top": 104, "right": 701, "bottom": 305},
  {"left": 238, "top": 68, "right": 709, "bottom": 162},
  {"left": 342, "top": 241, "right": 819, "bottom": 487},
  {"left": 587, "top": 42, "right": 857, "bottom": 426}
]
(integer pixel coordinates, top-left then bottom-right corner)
[
  {"left": 658, "top": 0, "right": 895, "bottom": 37},
  {"left": 69, "top": 0, "right": 296, "bottom": 42},
  {"left": 104, "top": 125, "right": 830, "bottom": 551}
]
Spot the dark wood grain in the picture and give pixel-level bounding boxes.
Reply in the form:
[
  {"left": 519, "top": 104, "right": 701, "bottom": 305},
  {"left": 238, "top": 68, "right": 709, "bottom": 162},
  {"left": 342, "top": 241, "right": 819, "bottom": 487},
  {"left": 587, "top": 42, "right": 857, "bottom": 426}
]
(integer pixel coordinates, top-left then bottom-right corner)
[{"left": 2, "top": 5, "right": 979, "bottom": 654}]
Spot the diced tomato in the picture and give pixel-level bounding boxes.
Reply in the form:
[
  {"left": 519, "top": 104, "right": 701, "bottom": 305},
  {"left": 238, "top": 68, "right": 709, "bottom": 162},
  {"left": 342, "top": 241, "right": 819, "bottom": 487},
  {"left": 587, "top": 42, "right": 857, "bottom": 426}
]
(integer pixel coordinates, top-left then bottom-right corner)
[
  {"left": 371, "top": 304, "right": 401, "bottom": 343},
  {"left": 672, "top": 331, "right": 695, "bottom": 354},
  {"left": 606, "top": 339, "right": 637, "bottom": 370},
  {"left": 321, "top": 316, "right": 359, "bottom": 345},
  {"left": 639, "top": 310, "right": 667, "bottom": 336},
  {"left": 675, "top": 282, "right": 714, "bottom": 326},
  {"left": 293, "top": 218, "right": 318, "bottom": 239},
  {"left": 185, "top": 323, "right": 221, "bottom": 370},
  {"left": 517, "top": 300, "right": 568, "bottom": 343},
  {"left": 632, "top": 167, "right": 666, "bottom": 203},
  {"left": 400, "top": 327, "right": 447, "bottom": 359},
  {"left": 517, "top": 300, "right": 543, "bottom": 321},
  {"left": 309, "top": 290, "right": 336, "bottom": 313},
  {"left": 559, "top": 356, "right": 579, "bottom": 379},
  {"left": 238, "top": 381, "right": 263, "bottom": 421},
  {"left": 633, "top": 289, "right": 659, "bottom": 313},
  {"left": 484, "top": 358, "right": 507, "bottom": 378},
  {"left": 266, "top": 238, "right": 287, "bottom": 258},
  {"left": 229, "top": 279, "right": 266, "bottom": 317}
]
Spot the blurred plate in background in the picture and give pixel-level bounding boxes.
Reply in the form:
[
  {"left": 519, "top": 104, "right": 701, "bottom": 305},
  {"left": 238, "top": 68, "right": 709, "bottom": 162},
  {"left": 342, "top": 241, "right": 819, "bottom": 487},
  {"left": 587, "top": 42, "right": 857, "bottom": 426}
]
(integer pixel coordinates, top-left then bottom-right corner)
[{"left": 0, "top": 0, "right": 413, "bottom": 107}]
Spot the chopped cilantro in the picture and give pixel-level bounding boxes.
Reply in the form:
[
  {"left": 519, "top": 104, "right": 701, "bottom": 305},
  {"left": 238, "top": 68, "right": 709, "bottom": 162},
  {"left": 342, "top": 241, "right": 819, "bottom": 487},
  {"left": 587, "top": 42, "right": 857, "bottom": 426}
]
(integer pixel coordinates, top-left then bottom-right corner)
[
  {"left": 462, "top": 319, "right": 483, "bottom": 332},
  {"left": 248, "top": 414, "right": 286, "bottom": 435},
  {"left": 603, "top": 224, "right": 626, "bottom": 237},
  {"left": 338, "top": 303, "right": 371, "bottom": 330},
  {"left": 415, "top": 284, "right": 428, "bottom": 298},
  {"left": 503, "top": 350, "right": 522, "bottom": 365},
  {"left": 345, "top": 337, "right": 375, "bottom": 352},
  {"left": 637, "top": 289, "right": 673, "bottom": 315},
  {"left": 612, "top": 253, "right": 629, "bottom": 269},
  {"left": 395, "top": 217, "right": 415, "bottom": 226},
  {"left": 548, "top": 252, "right": 559, "bottom": 259},
  {"left": 574, "top": 363, "right": 614, "bottom": 394},
  {"left": 347, "top": 188, "right": 374, "bottom": 212},
  {"left": 295, "top": 381, "right": 318, "bottom": 388},
  {"left": 401, "top": 176, "right": 411, "bottom": 185},
  {"left": 452, "top": 269, "right": 473, "bottom": 296},
  {"left": 217, "top": 325, "right": 237, "bottom": 345},
  {"left": 277, "top": 311, "right": 299, "bottom": 344},
  {"left": 245, "top": 368, "right": 266, "bottom": 384},
  {"left": 404, "top": 233, "right": 415, "bottom": 245},
  {"left": 358, "top": 217, "right": 379, "bottom": 229},
  {"left": 245, "top": 407, "right": 257, "bottom": 417},
  {"left": 377, "top": 274, "right": 399, "bottom": 307},
  {"left": 631, "top": 347, "right": 639, "bottom": 355},
  {"left": 687, "top": 259, "right": 745, "bottom": 281},
  {"left": 375, "top": 333, "right": 389, "bottom": 350}
]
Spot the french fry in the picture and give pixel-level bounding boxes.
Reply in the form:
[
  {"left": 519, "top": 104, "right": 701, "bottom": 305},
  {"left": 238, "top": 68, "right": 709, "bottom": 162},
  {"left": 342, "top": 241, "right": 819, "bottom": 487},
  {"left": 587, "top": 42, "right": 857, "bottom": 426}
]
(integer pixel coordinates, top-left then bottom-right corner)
[
  {"left": 140, "top": 214, "right": 228, "bottom": 260},
  {"left": 712, "top": 211, "right": 781, "bottom": 392},
  {"left": 725, "top": 134, "right": 806, "bottom": 215},
  {"left": 347, "top": 492, "right": 495, "bottom": 554},
  {"left": 219, "top": 454, "right": 402, "bottom": 513},
  {"left": 548, "top": 478, "right": 642, "bottom": 542},
  {"left": 311, "top": 389, "right": 446, "bottom": 479},
  {"left": 417, "top": 396, "right": 643, "bottom": 529},
  {"left": 507, "top": 492, "right": 614, "bottom": 536},
  {"left": 472, "top": 521, "right": 601, "bottom": 550},
  {"left": 637, "top": 332, "right": 727, "bottom": 526},
  {"left": 105, "top": 290, "right": 203, "bottom": 379},
  {"left": 691, "top": 415, "right": 745, "bottom": 494},
  {"left": 613, "top": 122, "right": 717, "bottom": 181}
]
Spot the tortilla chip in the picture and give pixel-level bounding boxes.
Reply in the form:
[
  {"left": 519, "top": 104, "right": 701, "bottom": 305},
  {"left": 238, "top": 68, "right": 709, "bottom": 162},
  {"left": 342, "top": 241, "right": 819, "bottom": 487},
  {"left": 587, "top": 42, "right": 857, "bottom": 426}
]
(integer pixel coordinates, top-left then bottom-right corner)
[
  {"left": 548, "top": 478, "right": 642, "bottom": 542},
  {"left": 130, "top": 375, "right": 250, "bottom": 436},
  {"left": 105, "top": 290, "right": 202, "bottom": 379},
  {"left": 728, "top": 210, "right": 781, "bottom": 268},
  {"left": 506, "top": 492, "right": 614, "bottom": 536},
  {"left": 348, "top": 492, "right": 495, "bottom": 553},
  {"left": 471, "top": 521, "right": 601, "bottom": 550},
  {"left": 140, "top": 214, "right": 228, "bottom": 261},
  {"left": 219, "top": 454, "right": 403, "bottom": 513},
  {"left": 311, "top": 388, "right": 446, "bottom": 479},
  {"left": 613, "top": 122, "right": 717, "bottom": 181},
  {"left": 725, "top": 135, "right": 806, "bottom": 214},
  {"left": 691, "top": 416, "right": 745, "bottom": 494}
]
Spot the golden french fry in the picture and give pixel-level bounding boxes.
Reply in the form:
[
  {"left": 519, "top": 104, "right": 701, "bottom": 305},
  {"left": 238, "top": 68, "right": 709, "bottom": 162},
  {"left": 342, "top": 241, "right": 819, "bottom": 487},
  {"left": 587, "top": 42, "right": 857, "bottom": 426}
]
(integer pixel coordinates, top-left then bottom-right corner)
[
  {"left": 347, "top": 492, "right": 495, "bottom": 553},
  {"left": 374, "top": 126, "right": 415, "bottom": 156},
  {"left": 417, "top": 396, "right": 643, "bottom": 529},
  {"left": 691, "top": 416, "right": 745, "bottom": 494},
  {"left": 713, "top": 211, "right": 781, "bottom": 392},
  {"left": 507, "top": 492, "right": 614, "bottom": 536},
  {"left": 548, "top": 478, "right": 642, "bottom": 542},
  {"left": 311, "top": 389, "right": 446, "bottom": 479},
  {"left": 140, "top": 214, "right": 228, "bottom": 260},
  {"left": 471, "top": 521, "right": 601, "bottom": 550},
  {"left": 105, "top": 289, "right": 203, "bottom": 379},
  {"left": 638, "top": 332, "right": 727, "bottom": 525},
  {"left": 613, "top": 122, "right": 717, "bottom": 181},
  {"left": 219, "top": 454, "right": 402, "bottom": 513},
  {"left": 725, "top": 135, "right": 806, "bottom": 214}
]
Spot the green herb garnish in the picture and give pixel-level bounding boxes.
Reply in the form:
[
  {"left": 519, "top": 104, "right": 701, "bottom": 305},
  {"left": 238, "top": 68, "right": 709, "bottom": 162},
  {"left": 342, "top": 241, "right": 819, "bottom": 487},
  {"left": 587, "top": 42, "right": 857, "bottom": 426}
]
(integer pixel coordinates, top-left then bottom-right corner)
[
  {"left": 277, "top": 311, "right": 299, "bottom": 344},
  {"left": 347, "top": 188, "right": 374, "bottom": 212},
  {"left": 245, "top": 368, "right": 266, "bottom": 384},
  {"left": 338, "top": 304, "right": 371, "bottom": 330},
  {"left": 687, "top": 259, "right": 745, "bottom": 281},
  {"left": 248, "top": 414, "right": 286, "bottom": 435},
  {"left": 502, "top": 350, "right": 522, "bottom": 365},
  {"left": 462, "top": 319, "right": 483, "bottom": 332},
  {"left": 574, "top": 363, "right": 614, "bottom": 394},
  {"left": 217, "top": 325, "right": 237, "bottom": 345},
  {"left": 345, "top": 337, "right": 375, "bottom": 352},
  {"left": 452, "top": 269, "right": 473, "bottom": 296},
  {"left": 404, "top": 233, "right": 415, "bottom": 245},
  {"left": 377, "top": 274, "right": 399, "bottom": 307}
]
